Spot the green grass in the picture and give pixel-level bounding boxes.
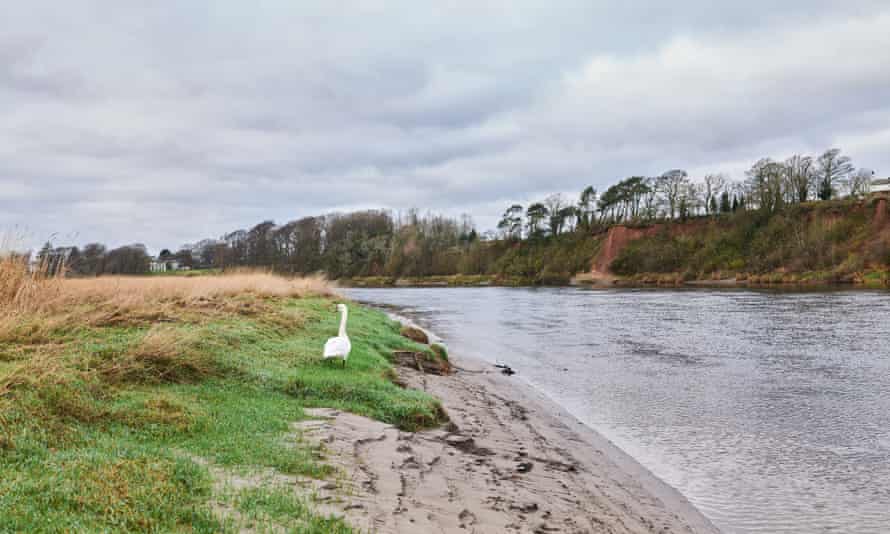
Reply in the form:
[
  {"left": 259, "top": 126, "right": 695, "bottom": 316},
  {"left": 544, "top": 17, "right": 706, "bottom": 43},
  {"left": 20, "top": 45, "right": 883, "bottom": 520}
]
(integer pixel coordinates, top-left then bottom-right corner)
[
  {"left": 233, "top": 487, "right": 353, "bottom": 533},
  {"left": 1, "top": 296, "right": 444, "bottom": 532}
]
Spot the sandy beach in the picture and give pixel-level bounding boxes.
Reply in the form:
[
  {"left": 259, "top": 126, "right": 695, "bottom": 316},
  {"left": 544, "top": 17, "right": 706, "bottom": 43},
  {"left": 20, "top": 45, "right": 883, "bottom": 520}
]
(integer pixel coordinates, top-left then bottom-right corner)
[{"left": 297, "top": 351, "right": 719, "bottom": 533}]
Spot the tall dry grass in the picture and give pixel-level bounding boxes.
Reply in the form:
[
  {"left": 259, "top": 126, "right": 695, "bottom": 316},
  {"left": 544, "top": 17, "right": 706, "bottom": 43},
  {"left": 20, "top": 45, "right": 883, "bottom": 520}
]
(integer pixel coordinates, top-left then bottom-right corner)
[
  {"left": 2, "top": 258, "right": 332, "bottom": 316},
  {"left": 2, "top": 259, "right": 332, "bottom": 346},
  {"left": 1, "top": 262, "right": 335, "bottom": 399},
  {"left": 0, "top": 254, "right": 56, "bottom": 311}
]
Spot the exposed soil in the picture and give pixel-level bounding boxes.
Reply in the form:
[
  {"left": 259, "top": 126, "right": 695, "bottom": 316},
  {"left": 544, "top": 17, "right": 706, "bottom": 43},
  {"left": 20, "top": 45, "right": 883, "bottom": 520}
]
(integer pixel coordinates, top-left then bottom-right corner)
[
  {"left": 592, "top": 226, "right": 661, "bottom": 273},
  {"left": 874, "top": 198, "right": 888, "bottom": 229}
]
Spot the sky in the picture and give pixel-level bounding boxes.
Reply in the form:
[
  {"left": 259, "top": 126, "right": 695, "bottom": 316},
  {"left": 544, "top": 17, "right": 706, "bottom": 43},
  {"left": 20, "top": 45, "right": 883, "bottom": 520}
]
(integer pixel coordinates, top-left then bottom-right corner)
[{"left": 3, "top": 1, "right": 890, "bottom": 253}]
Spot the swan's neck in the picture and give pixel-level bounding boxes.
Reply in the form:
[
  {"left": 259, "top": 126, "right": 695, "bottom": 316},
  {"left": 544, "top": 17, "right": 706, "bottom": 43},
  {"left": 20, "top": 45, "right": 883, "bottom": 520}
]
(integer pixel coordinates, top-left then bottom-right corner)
[{"left": 338, "top": 307, "right": 348, "bottom": 337}]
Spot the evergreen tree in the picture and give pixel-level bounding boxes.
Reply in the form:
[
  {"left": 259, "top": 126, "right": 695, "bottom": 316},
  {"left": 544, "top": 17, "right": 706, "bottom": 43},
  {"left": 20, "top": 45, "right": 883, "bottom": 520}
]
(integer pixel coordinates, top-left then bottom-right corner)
[{"left": 720, "top": 191, "right": 731, "bottom": 213}]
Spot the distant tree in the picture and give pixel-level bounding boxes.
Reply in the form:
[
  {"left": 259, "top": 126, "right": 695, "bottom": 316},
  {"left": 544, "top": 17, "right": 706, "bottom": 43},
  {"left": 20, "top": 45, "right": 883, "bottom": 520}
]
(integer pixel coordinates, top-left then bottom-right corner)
[
  {"left": 544, "top": 194, "right": 568, "bottom": 236},
  {"left": 702, "top": 173, "right": 727, "bottom": 215},
  {"left": 657, "top": 169, "right": 689, "bottom": 219},
  {"left": 103, "top": 245, "right": 150, "bottom": 274},
  {"left": 246, "top": 221, "right": 277, "bottom": 266},
  {"left": 578, "top": 186, "right": 597, "bottom": 230},
  {"left": 641, "top": 177, "right": 660, "bottom": 219},
  {"left": 66, "top": 246, "right": 83, "bottom": 274},
  {"left": 815, "top": 148, "right": 854, "bottom": 201},
  {"left": 559, "top": 206, "right": 579, "bottom": 233},
  {"left": 36, "top": 242, "right": 64, "bottom": 276},
  {"left": 785, "top": 154, "right": 815, "bottom": 203},
  {"left": 848, "top": 168, "right": 874, "bottom": 198},
  {"left": 457, "top": 214, "right": 477, "bottom": 245},
  {"left": 746, "top": 158, "right": 785, "bottom": 213},
  {"left": 36, "top": 242, "right": 53, "bottom": 267},
  {"left": 596, "top": 177, "right": 651, "bottom": 223},
  {"left": 174, "top": 249, "right": 195, "bottom": 268},
  {"left": 677, "top": 182, "right": 702, "bottom": 220},
  {"left": 525, "top": 203, "right": 549, "bottom": 237},
  {"left": 719, "top": 191, "right": 732, "bottom": 214},
  {"left": 80, "top": 243, "right": 107, "bottom": 275},
  {"left": 498, "top": 204, "right": 524, "bottom": 240}
]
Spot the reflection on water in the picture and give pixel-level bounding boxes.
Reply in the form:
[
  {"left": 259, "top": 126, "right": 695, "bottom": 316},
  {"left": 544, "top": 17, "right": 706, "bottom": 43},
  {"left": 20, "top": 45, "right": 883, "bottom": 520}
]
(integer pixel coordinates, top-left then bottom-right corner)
[{"left": 345, "top": 287, "right": 890, "bottom": 534}]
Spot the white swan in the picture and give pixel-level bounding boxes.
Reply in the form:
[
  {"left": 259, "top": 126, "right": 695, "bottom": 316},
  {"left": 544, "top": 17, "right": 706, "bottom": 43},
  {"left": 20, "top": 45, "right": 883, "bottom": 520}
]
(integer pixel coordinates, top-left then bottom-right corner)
[{"left": 323, "top": 303, "right": 351, "bottom": 366}]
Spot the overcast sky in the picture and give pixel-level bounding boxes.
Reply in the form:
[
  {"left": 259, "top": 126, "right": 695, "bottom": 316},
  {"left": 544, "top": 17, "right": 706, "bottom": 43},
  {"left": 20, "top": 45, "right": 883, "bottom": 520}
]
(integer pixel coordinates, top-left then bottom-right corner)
[{"left": 3, "top": 1, "right": 890, "bottom": 253}]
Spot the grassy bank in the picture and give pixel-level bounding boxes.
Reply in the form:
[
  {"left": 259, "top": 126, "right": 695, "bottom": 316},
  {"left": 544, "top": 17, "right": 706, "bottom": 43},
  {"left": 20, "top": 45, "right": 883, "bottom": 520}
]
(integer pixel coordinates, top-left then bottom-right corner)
[
  {"left": 0, "top": 264, "right": 445, "bottom": 532},
  {"left": 341, "top": 233, "right": 603, "bottom": 288}
]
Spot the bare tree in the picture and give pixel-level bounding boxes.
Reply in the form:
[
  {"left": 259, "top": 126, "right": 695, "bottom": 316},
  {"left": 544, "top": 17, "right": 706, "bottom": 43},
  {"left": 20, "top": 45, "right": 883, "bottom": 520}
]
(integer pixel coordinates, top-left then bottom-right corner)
[
  {"left": 678, "top": 182, "right": 703, "bottom": 219},
  {"left": 815, "top": 148, "right": 854, "bottom": 201},
  {"left": 848, "top": 168, "right": 874, "bottom": 198},
  {"left": 544, "top": 194, "right": 567, "bottom": 235},
  {"left": 702, "top": 173, "right": 727, "bottom": 215},
  {"left": 642, "top": 177, "right": 660, "bottom": 219},
  {"left": 785, "top": 154, "right": 815, "bottom": 203},
  {"left": 746, "top": 158, "right": 785, "bottom": 213},
  {"left": 657, "top": 169, "right": 689, "bottom": 219}
]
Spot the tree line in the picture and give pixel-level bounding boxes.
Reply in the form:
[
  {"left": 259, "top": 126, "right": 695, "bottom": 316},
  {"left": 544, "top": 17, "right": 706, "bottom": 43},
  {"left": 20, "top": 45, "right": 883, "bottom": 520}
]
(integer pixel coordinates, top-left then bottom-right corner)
[
  {"left": 498, "top": 147, "right": 873, "bottom": 237},
  {"left": 33, "top": 242, "right": 153, "bottom": 276},
  {"left": 35, "top": 146, "right": 877, "bottom": 281}
]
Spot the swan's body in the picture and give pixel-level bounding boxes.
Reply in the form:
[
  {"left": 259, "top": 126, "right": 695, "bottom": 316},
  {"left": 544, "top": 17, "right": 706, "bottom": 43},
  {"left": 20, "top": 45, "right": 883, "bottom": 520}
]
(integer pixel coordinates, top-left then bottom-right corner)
[{"left": 323, "top": 304, "right": 351, "bottom": 366}]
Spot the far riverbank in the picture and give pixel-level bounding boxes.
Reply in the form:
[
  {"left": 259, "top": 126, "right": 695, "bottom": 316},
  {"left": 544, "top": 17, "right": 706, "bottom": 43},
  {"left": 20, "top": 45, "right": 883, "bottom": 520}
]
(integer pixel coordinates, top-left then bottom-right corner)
[{"left": 339, "top": 270, "right": 890, "bottom": 289}]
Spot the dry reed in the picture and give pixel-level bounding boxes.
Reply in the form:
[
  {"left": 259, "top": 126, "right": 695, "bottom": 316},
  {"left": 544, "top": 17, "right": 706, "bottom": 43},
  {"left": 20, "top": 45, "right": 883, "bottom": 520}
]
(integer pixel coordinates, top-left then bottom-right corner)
[
  {"left": 1, "top": 260, "right": 334, "bottom": 394},
  {"left": 2, "top": 255, "right": 332, "bottom": 322}
]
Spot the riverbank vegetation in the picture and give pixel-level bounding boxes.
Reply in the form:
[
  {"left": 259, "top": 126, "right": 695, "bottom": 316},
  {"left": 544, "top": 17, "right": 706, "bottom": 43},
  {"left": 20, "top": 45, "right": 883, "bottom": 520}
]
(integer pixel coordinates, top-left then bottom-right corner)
[
  {"left": 609, "top": 199, "right": 890, "bottom": 284},
  {"left": 0, "top": 260, "right": 445, "bottom": 531}
]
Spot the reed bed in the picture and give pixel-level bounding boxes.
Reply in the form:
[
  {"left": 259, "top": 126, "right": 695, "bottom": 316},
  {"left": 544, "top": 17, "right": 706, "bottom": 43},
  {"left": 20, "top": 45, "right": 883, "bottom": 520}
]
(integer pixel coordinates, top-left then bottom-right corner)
[
  {"left": 1, "top": 258, "right": 334, "bottom": 391},
  {"left": 2, "top": 257, "right": 332, "bottom": 314}
]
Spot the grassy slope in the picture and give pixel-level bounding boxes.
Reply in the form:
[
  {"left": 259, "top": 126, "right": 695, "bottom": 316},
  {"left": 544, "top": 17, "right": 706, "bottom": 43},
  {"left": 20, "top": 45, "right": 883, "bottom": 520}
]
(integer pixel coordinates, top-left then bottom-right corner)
[{"left": 1, "top": 289, "right": 444, "bottom": 533}]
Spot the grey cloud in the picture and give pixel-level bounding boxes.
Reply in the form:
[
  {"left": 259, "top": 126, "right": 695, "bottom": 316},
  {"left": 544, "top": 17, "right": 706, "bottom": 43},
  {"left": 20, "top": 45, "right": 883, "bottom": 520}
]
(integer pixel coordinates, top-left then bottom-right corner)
[{"left": 2, "top": 1, "right": 890, "bottom": 251}]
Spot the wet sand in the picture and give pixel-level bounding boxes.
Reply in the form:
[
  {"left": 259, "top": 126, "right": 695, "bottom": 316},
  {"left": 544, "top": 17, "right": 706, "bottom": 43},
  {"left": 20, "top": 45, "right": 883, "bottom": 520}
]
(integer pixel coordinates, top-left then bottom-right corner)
[{"left": 297, "top": 353, "right": 719, "bottom": 533}]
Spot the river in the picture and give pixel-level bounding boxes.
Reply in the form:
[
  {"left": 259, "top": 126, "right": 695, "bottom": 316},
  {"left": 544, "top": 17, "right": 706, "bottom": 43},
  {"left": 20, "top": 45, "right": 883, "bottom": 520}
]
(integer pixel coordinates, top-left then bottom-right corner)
[{"left": 344, "top": 287, "right": 890, "bottom": 534}]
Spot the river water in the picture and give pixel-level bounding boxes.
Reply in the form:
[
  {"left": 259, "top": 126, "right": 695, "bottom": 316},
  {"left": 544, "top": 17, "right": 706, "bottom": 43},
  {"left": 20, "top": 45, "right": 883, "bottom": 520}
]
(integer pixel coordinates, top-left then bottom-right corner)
[{"left": 344, "top": 287, "right": 890, "bottom": 534}]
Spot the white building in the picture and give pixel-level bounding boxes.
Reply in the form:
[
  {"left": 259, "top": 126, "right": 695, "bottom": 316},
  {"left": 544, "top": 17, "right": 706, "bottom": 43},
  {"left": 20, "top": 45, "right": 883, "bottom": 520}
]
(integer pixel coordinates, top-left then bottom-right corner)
[
  {"left": 871, "top": 178, "right": 890, "bottom": 196},
  {"left": 150, "top": 258, "right": 181, "bottom": 273}
]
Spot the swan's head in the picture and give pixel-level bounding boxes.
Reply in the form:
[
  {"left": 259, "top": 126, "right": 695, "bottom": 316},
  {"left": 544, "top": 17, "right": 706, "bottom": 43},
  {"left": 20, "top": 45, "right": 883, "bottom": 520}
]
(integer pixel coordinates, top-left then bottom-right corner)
[{"left": 336, "top": 303, "right": 347, "bottom": 312}]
